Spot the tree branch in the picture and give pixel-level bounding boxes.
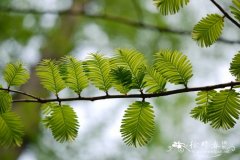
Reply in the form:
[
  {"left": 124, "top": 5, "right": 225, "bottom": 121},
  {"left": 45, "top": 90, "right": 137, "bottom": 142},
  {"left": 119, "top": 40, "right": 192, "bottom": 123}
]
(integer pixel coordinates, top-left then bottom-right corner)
[
  {"left": 210, "top": 0, "right": 240, "bottom": 29},
  {"left": 0, "top": 88, "right": 42, "bottom": 102},
  {"left": 0, "top": 6, "right": 239, "bottom": 44},
  {"left": 11, "top": 81, "right": 240, "bottom": 103}
]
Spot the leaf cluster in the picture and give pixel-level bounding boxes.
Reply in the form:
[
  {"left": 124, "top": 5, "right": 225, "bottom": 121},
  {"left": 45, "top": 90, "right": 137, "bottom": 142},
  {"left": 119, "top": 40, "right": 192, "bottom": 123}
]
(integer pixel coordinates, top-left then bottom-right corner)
[
  {"left": 0, "top": 62, "right": 29, "bottom": 146},
  {"left": 153, "top": 0, "right": 239, "bottom": 47},
  {"left": 34, "top": 49, "right": 193, "bottom": 147},
  {"left": 1, "top": 49, "right": 240, "bottom": 147},
  {"left": 191, "top": 52, "right": 240, "bottom": 129}
]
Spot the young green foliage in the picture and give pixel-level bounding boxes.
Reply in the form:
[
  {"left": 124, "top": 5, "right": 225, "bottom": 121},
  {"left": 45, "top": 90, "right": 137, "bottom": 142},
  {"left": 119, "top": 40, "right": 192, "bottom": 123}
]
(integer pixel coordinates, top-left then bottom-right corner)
[
  {"left": 0, "top": 91, "right": 12, "bottom": 114},
  {"left": 111, "top": 49, "right": 146, "bottom": 89},
  {"left": 41, "top": 103, "right": 57, "bottom": 128},
  {"left": 36, "top": 59, "right": 66, "bottom": 94},
  {"left": 44, "top": 104, "right": 79, "bottom": 142},
  {"left": 190, "top": 90, "right": 217, "bottom": 123},
  {"left": 154, "top": 49, "right": 192, "bottom": 87},
  {"left": 84, "top": 54, "right": 112, "bottom": 92},
  {"left": 144, "top": 66, "right": 166, "bottom": 93},
  {"left": 3, "top": 62, "right": 30, "bottom": 87},
  {"left": 230, "top": 0, "right": 240, "bottom": 22},
  {"left": 192, "top": 14, "right": 224, "bottom": 47},
  {"left": 120, "top": 101, "right": 155, "bottom": 147},
  {"left": 153, "top": 0, "right": 189, "bottom": 15},
  {"left": 0, "top": 112, "right": 24, "bottom": 147},
  {"left": 208, "top": 89, "right": 240, "bottom": 129},
  {"left": 60, "top": 56, "right": 88, "bottom": 95},
  {"left": 230, "top": 52, "right": 240, "bottom": 80},
  {"left": 110, "top": 67, "right": 132, "bottom": 94}
]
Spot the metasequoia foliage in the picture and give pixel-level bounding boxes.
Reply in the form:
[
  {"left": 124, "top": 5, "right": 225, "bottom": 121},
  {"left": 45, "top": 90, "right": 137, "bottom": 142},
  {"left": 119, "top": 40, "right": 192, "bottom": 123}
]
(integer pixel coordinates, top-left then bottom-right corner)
[
  {"left": 0, "top": 0, "right": 240, "bottom": 147},
  {"left": 1, "top": 49, "right": 240, "bottom": 147}
]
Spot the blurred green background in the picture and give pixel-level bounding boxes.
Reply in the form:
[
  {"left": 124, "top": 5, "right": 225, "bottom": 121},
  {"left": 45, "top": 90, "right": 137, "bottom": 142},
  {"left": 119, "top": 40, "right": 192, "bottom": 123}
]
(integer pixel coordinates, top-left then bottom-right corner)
[{"left": 0, "top": 0, "right": 239, "bottom": 160}]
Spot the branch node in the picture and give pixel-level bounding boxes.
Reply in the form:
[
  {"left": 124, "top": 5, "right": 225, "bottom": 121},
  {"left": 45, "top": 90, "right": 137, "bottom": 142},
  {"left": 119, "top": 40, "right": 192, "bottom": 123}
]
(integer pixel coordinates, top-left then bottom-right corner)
[
  {"left": 140, "top": 89, "right": 145, "bottom": 102},
  {"left": 106, "top": 91, "right": 109, "bottom": 96},
  {"left": 56, "top": 94, "right": 61, "bottom": 106},
  {"left": 78, "top": 93, "right": 81, "bottom": 99}
]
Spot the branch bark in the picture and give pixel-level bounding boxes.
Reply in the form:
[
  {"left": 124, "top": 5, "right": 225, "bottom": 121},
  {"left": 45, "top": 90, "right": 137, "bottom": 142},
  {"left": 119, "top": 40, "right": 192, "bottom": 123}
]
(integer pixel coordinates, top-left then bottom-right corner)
[{"left": 4, "top": 81, "right": 240, "bottom": 103}]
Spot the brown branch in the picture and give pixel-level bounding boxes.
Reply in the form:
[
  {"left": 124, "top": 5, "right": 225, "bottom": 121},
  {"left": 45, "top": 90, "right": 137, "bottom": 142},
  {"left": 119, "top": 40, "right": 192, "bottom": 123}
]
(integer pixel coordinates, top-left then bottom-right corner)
[
  {"left": 11, "top": 81, "right": 240, "bottom": 103},
  {"left": 0, "top": 88, "right": 41, "bottom": 101},
  {"left": 0, "top": 6, "right": 239, "bottom": 44},
  {"left": 210, "top": 0, "right": 240, "bottom": 29}
]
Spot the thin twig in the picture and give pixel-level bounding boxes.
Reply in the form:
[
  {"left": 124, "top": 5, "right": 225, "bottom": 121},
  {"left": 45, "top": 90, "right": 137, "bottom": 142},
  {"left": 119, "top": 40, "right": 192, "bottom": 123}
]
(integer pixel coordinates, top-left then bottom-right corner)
[
  {"left": 210, "top": 0, "right": 240, "bottom": 29},
  {"left": 0, "top": 88, "right": 41, "bottom": 101},
  {"left": 11, "top": 81, "right": 240, "bottom": 103},
  {"left": 0, "top": 6, "right": 239, "bottom": 44}
]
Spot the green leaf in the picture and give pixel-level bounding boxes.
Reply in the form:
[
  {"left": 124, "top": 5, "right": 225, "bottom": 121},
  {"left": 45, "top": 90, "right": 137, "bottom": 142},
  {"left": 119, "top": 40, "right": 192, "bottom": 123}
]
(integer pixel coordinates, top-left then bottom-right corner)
[
  {"left": 84, "top": 54, "right": 111, "bottom": 92},
  {"left": 60, "top": 56, "right": 88, "bottom": 95},
  {"left": 144, "top": 67, "right": 166, "bottom": 93},
  {"left": 110, "top": 67, "right": 132, "bottom": 94},
  {"left": 0, "top": 91, "right": 12, "bottom": 114},
  {"left": 230, "top": 52, "right": 240, "bottom": 80},
  {"left": 192, "top": 14, "right": 224, "bottom": 47},
  {"left": 0, "top": 112, "right": 24, "bottom": 146},
  {"left": 36, "top": 59, "right": 66, "bottom": 94},
  {"left": 190, "top": 90, "right": 217, "bottom": 123},
  {"left": 48, "top": 105, "right": 79, "bottom": 142},
  {"left": 154, "top": 49, "right": 192, "bottom": 86},
  {"left": 230, "top": 0, "right": 240, "bottom": 22},
  {"left": 120, "top": 101, "right": 155, "bottom": 147},
  {"left": 153, "top": 0, "right": 189, "bottom": 15},
  {"left": 41, "top": 103, "right": 56, "bottom": 115},
  {"left": 112, "top": 49, "right": 146, "bottom": 89},
  {"left": 41, "top": 103, "right": 58, "bottom": 128},
  {"left": 208, "top": 89, "right": 240, "bottom": 129},
  {"left": 4, "top": 62, "right": 30, "bottom": 87}
]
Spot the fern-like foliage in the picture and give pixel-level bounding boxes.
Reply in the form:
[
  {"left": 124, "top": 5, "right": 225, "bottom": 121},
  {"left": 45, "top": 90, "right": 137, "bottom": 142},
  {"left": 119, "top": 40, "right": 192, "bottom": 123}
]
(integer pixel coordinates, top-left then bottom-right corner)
[
  {"left": 44, "top": 104, "right": 79, "bottom": 142},
  {"left": 110, "top": 67, "right": 132, "bottom": 94},
  {"left": 208, "top": 89, "right": 240, "bottom": 129},
  {"left": 192, "top": 14, "right": 224, "bottom": 47},
  {"left": 3, "top": 62, "right": 30, "bottom": 87},
  {"left": 230, "top": 52, "right": 240, "bottom": 80},
  {"left": 60, "top": 56, "right": 88, "bottom": 95},
  {"left": 111, "top": 49, "right": 146, "bottom": 89},
  {"left": 36, "top": 59, "right": 66, "bottom": 94},
  {"left": 0, "top": 112, "right": 24, "bottom": 146},
  {"left": 41, "top": 103, "right": 56, "bottom": 128},
  {"left": 0, "top": 91, "right": 12, "bottom": 114},
  {"left": 230, "top": 0, "right": 240, "bottom": 22},
  {"left": 84, "top": 54, "right": 111, "bottom": 92},
  {"left": 153, "top": 0, "right": 189, "bottom": 15},
  {"left": 154, "top": 49, "right": 192, "bottom": 86},
  {"left": 190, "top": 90, "right": 217, "bottom": 123},
  {"left": 120, "top": 101, "right": 155, "bottom": 147},
  {"left": 144, "top": 67, "right": 166, "bottom": 93}
]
